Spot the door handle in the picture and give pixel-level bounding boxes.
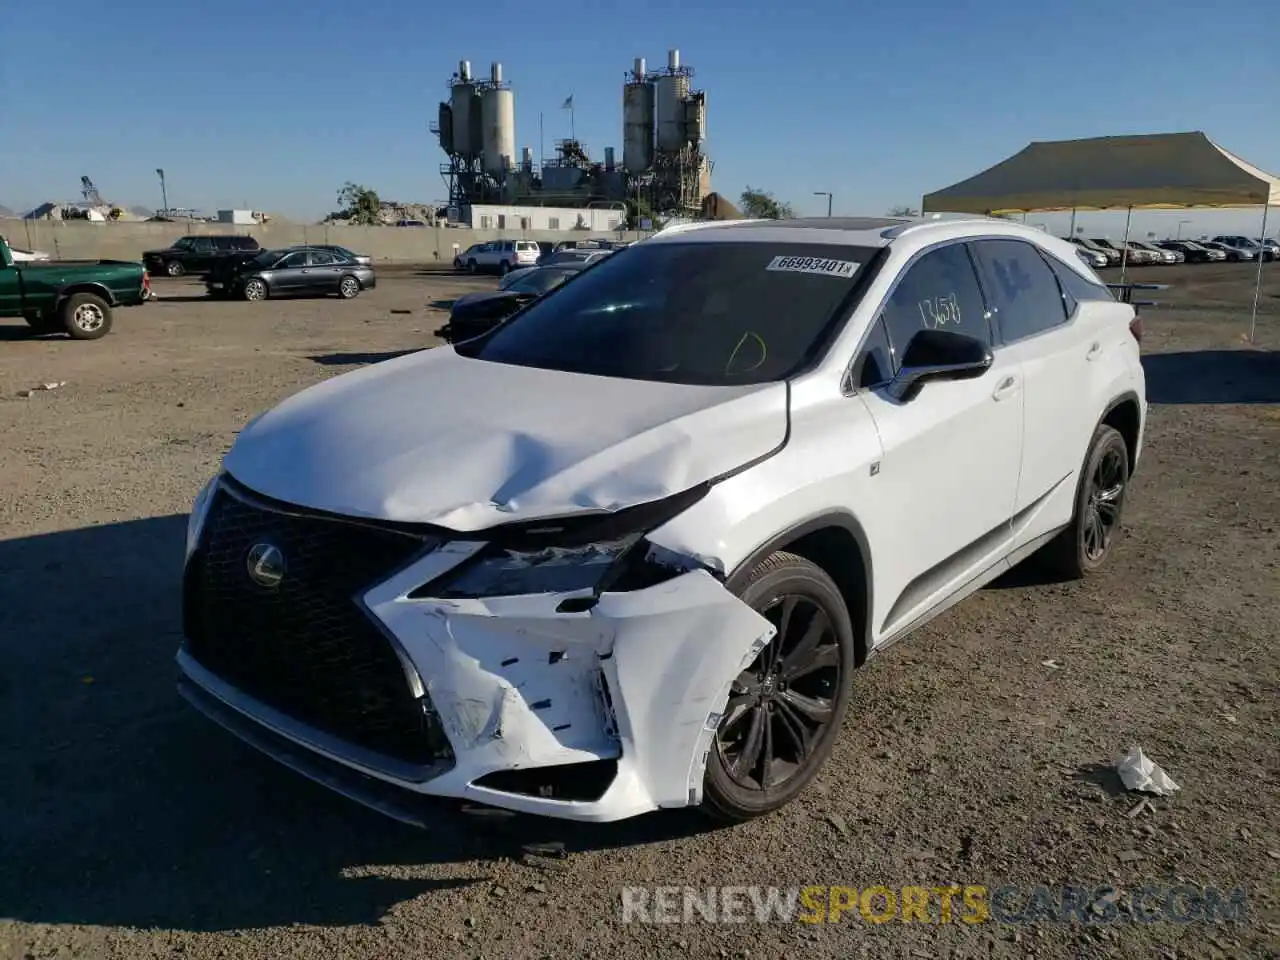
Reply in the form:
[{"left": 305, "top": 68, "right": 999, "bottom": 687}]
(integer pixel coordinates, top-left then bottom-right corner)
[
  {"left": 1086, "top": 341, "right": 1102, "bottom": 361},
  {"left": 992, "top": 375, "right": 1019, "bottom": 401}
]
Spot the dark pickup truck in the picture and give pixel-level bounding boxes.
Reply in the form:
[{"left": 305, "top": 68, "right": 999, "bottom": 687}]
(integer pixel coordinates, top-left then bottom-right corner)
[
  {"left": 143, "top": 234, "right": 261, "bottom": 277},
  {"left": 0, "top": 236, "right": 150, "bottom": 340}
]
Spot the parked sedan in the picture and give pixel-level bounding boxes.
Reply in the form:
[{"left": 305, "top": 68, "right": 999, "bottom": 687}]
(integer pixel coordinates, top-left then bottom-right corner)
[
  {"left": 433, "top": 264, "right": 585, "bottom": 342},
  {"left": 1257, "top": 238, "right": 1280, "bottom": 260},
  {"left": 1213, "top": 235, "right": 1270, "bottom": 262},
  {"left": 1156, "top": 240, "right": 1223, "bottom": 263},
  {"left": 207, "top": 247, "right": 376, "bottom": 301},
  {"left": 1131, "top": 240, "right": 1180, "bottom": 264},
  {"left": 1073, "top": 246, "right": 1109, "bottom": 269},
  {"left": 1065, "top": 237, "right": 1122, "bottom": 265},
  {"left": 1200, "top": 240, "right": 1256, "bottom": 262}
]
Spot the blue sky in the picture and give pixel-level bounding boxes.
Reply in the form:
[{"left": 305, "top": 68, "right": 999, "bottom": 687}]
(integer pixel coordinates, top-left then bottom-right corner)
[{"left": 2, "top": 0, "right": 1277, "bottom": 236}]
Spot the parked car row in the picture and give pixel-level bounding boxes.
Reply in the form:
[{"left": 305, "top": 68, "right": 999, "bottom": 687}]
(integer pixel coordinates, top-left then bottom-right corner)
[
  {"left": 1066, "top": 234, "right": 1278, "bottom": 267},
  {"left": 452, "top": 238, "right": 631, "bottom": 275}
]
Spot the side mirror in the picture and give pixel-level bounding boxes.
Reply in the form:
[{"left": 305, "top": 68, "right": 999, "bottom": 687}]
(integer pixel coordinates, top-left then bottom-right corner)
[{"left": 887, "top": 329, "right": 993, "bottom": 402}]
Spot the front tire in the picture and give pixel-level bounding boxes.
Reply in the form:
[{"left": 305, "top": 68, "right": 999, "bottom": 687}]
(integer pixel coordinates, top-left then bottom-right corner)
[
  {"left": 1038, "top": 424, "right": 1130, "bottom": 579},
  {"left": 701, "top": 552, "right": 855, "bottom": 824},
  {"left": 338, "top": 275, "right": 361, "bottom": 299},
  {"left": 166, "top": 260, "right": 185, "bottom": 277},
  {"left": 242, "top": 278, "right": 268, "bottom": 301},
  {"left": 60, "top": 293, "right": 113, "bottom": 340},
  {"left": 467, "top": 259, "right": 478, "bottom": 275}
]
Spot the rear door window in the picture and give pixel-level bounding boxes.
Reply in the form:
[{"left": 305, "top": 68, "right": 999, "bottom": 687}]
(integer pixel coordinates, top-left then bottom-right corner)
[{"left": 970, "top": 239, "right": 1070, "bottom": 343}]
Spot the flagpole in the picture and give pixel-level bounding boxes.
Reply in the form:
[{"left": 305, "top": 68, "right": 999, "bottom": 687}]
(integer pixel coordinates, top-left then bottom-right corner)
[
  {"left": 539, "top": 112, "right": 544, "bottom": 167},
  {"left": 570, "top": 100, "right": 575, "bottom": 141}
]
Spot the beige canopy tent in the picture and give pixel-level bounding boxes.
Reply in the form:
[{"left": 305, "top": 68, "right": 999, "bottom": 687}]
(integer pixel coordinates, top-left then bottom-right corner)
[{"left": 920, "top": 132, "right": 1279, "bottom": 339}]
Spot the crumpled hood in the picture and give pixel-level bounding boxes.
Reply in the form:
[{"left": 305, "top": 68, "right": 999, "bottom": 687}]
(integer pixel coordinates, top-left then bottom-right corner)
[{"left": 223, "top": 346, "right": 788, "bottom": 531}]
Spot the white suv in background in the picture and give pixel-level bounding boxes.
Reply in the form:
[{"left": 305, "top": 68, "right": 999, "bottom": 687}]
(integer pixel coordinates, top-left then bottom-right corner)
[
  {"left": 179, "top": 215, "right": 1146, "bottom": 827},
  {"left": 462, "top": 239, "right": 540, "bottom": 275}
]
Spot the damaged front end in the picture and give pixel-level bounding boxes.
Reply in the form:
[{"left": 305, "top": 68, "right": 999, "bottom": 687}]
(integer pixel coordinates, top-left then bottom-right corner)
[{"left": 178, "top": 476, "right": 776, "bottom": 823}]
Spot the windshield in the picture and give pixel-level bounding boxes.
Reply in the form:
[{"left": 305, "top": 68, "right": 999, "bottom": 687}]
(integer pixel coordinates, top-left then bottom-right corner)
[
  {"left": 171, "top": 238, "right": 195, "bottom": 251},
  {"left": 458, "top": 241, "right": 877, "bottom": 385},
  {"left": 507, "top": 267, "right": 576, "bottom": 295}
]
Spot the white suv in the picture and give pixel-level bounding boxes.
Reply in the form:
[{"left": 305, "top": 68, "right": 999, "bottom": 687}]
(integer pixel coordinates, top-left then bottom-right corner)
[
  {"left": 179, "top": 216, "right": 1146, "bottom": 826},
  {"left": 463, "top": 239, "right": 540, "bottom": 275}
]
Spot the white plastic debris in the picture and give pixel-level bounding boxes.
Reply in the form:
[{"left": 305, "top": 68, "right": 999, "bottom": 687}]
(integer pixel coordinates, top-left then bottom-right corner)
[{"left": 1117, "top": 746, "right": 1180, "bottom": 796}]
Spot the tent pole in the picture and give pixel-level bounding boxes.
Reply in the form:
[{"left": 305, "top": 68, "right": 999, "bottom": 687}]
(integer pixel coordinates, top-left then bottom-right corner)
[
  {"left": 1249, "top": 204, "right": 1269, "bottom": 344},
  {"left": 1119, "top": 205, "right": 1133, "bottom": 283}
]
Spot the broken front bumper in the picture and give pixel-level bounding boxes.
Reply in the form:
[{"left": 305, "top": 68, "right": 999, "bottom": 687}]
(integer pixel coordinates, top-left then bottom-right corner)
[{"left": 178, "top": 541, "right": 774, "bottom": 823}]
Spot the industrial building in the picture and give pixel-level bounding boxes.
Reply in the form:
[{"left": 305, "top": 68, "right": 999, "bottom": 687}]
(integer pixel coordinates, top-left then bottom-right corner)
[
  {"left": 449, "top": 203, "right": 627, "bottom": 232},
  {"left": 432, "top": 49, "right": 712, "bottom": 219}
]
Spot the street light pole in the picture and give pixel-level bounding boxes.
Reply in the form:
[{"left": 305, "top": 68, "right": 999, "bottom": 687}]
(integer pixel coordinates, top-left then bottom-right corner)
[
  {"left": 814, "top": 191, "right": 832, "bottom": 217},
  {"left": 156, "top": 168, "right": 168, "bottom": 216}
]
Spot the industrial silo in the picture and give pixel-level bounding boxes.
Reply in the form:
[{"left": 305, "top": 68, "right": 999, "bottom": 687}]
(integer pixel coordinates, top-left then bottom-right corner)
[
  {"left": 622, "top": 57, "right": 654, "bottom": 173},
  {"left": 436, "top": 102, "right": 454, "bottom": 155},
  {"left": 654, "top": 49, "right": 690, "bottom": 153},
  {"left": 449, "top": 60, "right": 481, "bottom": 160},
  {"left": 683, "top": 91, "right": 706, "bottom": 147},
  {"left": 481, "top": 62, "right": 516, "bottom": 177}
]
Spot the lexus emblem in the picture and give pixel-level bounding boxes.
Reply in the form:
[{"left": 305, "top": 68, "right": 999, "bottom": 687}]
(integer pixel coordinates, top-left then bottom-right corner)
[{"left": 245, "top": 543, "right": 286, "bottom": 589}]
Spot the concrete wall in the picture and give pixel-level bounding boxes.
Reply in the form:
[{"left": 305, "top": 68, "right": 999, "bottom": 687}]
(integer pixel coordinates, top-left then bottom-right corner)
[{"left": 0, "top": 218, "right": 651, "bottom": 265}]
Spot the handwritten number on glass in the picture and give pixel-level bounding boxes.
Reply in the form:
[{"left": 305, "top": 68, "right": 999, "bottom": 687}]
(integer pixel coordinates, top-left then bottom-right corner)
[{"left": 917, "top": 292, "right": 961, "bottom": 329}]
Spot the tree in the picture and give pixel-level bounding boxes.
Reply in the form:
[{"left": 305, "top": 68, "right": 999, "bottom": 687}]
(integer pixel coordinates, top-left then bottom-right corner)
[
  {"left": 625, "top": 197, "right": 664, "bottom": 231},
  {"left": 336, "top": 182, "right": 382, "bottom": 225},
  {"left": 887, "top": 205, "right": 919, "bottom": 216},
  {"left": 739, "top": 186, "right": 795, "bottom": 220}
]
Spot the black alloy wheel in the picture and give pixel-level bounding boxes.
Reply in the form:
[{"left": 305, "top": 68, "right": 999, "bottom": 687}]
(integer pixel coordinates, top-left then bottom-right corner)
[
  {"left": 1082, "top": 442, "right": 1126, "bottom": 563},
  {"left": 702, "top": 552, "right": 855, "bottom": 823},
  {"left": 1038, "top": 423, "right": 1130, "bottom": 579}
]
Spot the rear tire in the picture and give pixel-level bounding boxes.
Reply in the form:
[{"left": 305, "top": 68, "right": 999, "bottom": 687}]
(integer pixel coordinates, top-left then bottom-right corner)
[
  {"left": 60, "top": 293, "right": 113, "bottom": 340},
  {"left": 1037, "top": 424, "right": 1129, "bottom": 579},
  {"left": 499, "top": 260, "right": 511, "bottom": 276},
  {"left": 700, "top": 552, "right": 855, "bottom": 824}
]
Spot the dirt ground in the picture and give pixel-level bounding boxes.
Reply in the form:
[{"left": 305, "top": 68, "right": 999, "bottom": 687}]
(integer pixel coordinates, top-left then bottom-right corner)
[{"left": 1, "top": 262, "right": 1277, "bottom": 960}]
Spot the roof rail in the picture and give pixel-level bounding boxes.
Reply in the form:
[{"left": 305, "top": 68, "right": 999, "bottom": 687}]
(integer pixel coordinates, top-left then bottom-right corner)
[
  {"left": 879, "top": 212, "right": 1010, "bottom": 240},
  {"left": 649, "top": 219, "right": 772, "bottom": 239}
]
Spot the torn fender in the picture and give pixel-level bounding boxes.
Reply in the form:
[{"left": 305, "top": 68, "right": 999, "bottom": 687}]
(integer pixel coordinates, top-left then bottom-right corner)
[
  {"left": 594, "top": 571, "right": 776, "bottom": 809},
  {"left": 364, "top": 558, "right": 775, "bottom": 816}
]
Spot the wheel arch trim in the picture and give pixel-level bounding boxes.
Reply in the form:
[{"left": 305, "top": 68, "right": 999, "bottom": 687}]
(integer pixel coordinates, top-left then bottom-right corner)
[
  {"left": 723, "top": 510, "right": 874, "bottom": 663},
  {"left": 55, "top": 281, "right": 116, "bottom": 307}
]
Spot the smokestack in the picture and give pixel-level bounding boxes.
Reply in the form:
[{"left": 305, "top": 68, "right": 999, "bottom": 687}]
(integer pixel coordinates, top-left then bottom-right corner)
[
  {"left": 668, "top": 48, "right": 680, "bottom": 70},
  {"left": 634, "top": 57, "right": 646, "bottom": 79},
  {"left": 459, "top": 60, "right": 471, "bottom": 81},
  {"left": 491, "top": 61, "right": 503, "bottom": 84}
]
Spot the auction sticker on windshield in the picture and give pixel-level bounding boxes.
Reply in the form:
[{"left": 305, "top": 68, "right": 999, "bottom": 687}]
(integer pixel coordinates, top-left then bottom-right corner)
[{"left": 765, "top": 255, "right": 859, "bottom": 278}]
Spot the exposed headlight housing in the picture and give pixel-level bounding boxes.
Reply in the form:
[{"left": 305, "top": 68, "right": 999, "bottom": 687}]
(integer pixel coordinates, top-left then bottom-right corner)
[
  {"left": 423, "top": 536, "right": 642, "bottom": 599},
  {"left": 409, "top": 483, "right": 711, "bottom": 600}
]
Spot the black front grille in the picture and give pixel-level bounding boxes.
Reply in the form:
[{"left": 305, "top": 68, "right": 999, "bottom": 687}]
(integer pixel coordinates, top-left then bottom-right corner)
[{"left": 184, "top": 480, "right": 453, "bottom": 768}]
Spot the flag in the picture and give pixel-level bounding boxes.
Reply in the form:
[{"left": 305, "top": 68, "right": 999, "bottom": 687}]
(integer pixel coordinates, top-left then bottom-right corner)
[{"left": 561, "top": 95, "right": 573, "bottom": 109}]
